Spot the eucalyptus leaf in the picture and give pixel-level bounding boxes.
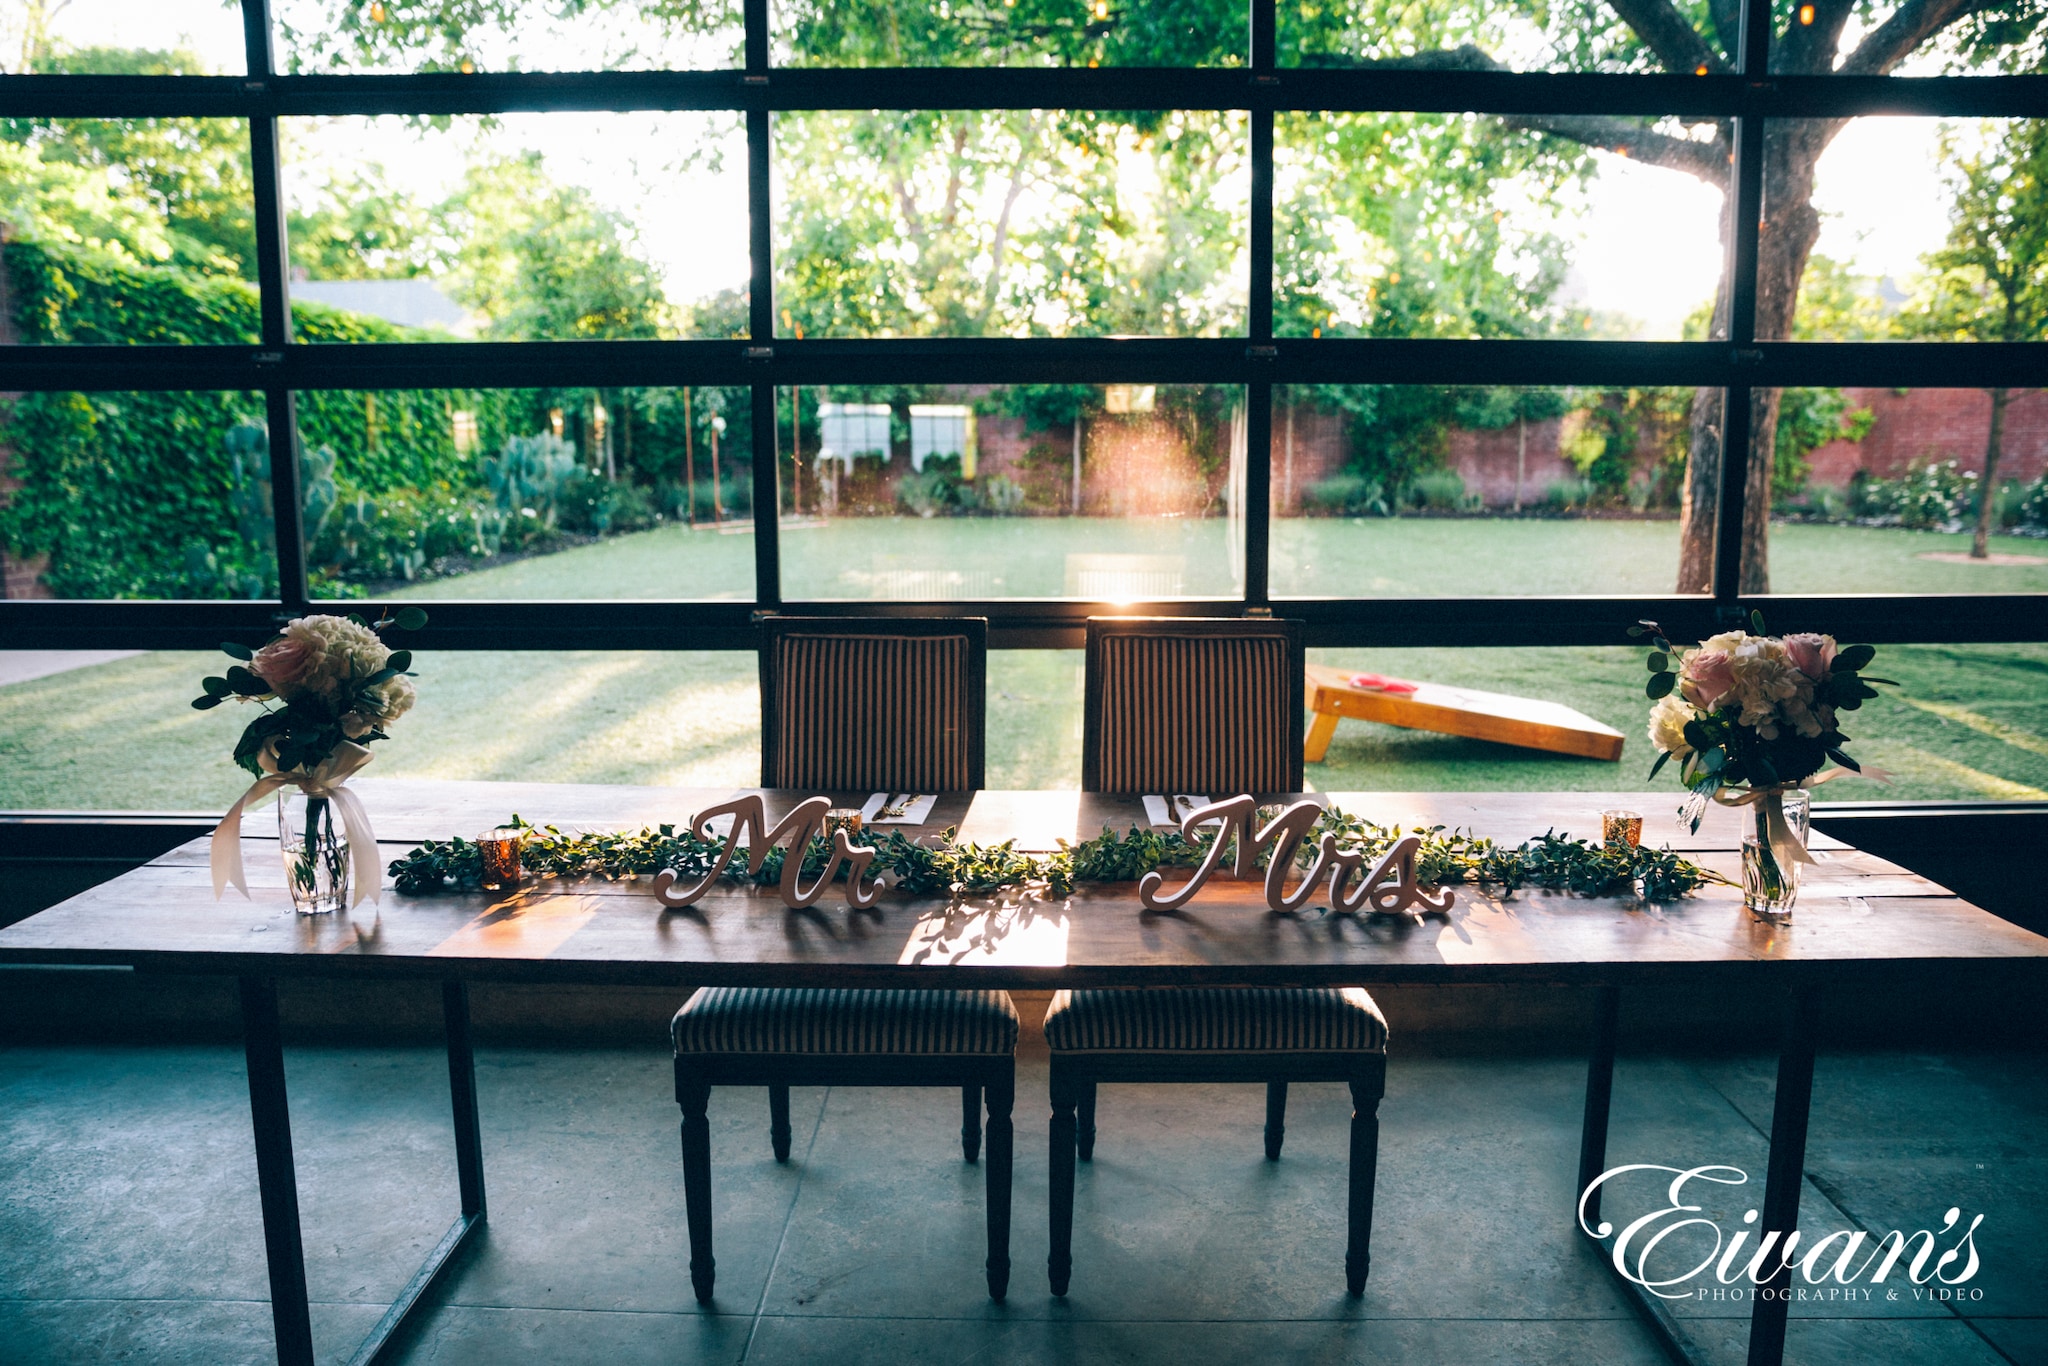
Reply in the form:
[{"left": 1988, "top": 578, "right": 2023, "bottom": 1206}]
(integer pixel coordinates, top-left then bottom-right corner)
[
  {"left": 1646, "top": 652, "right": 1668, "bottom": 672},
  {"left": 394, "top": 606, "right": 429, "bottom": 631},
  {"left": 1834, "top": 643, "right": 1876, "bottom": 673},
  {"left": 386, "top": 649, "right": 413, "bottom": 674},
  {"left": 1647, "top": 750, "right": 1671, "bottom": 781},
  {"left": 201, "top": 676, "right": 231, "bottom": 697},
  {"left": 220, "top": 641, "right": 253, "bottom": 661},
  {"left": 190, "top": 695, "right": 223, "bottom": 710},
  {"left": 1646, "top": 672, "right": 1675, "bottom": 699}
]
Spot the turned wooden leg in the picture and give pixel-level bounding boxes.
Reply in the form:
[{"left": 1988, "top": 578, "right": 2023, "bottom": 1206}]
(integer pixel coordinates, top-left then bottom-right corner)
[
  {"left": 1048, "top": 1062, "right": 1079, "bottom": 1297},
  {"left": 982, "top": 1068, "right": 1014, "bottom": 1302},
  {"left": 678, "top": 1076, "right": 716, "bottom": 1305},
  {"left": 961, "top": 1083, "right": 983, "bottom": 1164},
  {"left": 768, "top": 1084, "right": 793, "bottom": 1163},
  {"left": 1304, "top": 707, "right": 1341, "bottom": 763},
  {"left": 1345, "top": 1073, "right": 1383, "bottom": 1296},
  {"left": 1265, "top": 1080, "right": 1289, "bottom": 1160},
  {"left": 1076, "top": 1080, "right": 1098, "bottom": 1162}
]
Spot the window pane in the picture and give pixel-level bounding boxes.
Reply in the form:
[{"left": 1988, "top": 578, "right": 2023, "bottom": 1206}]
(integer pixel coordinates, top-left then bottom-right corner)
[
  {"left": 1776, "top": 118, "right": 2045, "bottom": 344},
  {"left": 281, "top": 114, "right": 748, "bottom": 343},
  {"left": 9, "top": 1, "right": 245, "bottom": 75},
  {"left": 1277, "top": 113, "right": 1727, "bottom": 342},
  {"left": 1282, "top": 1, "right": 1720, "bottom": 72},
  {"left": 1746, "top": 386, "right": 2048, "bottom": 595},
  {"left": 1271, "top": 385, "right": 1711, "bottom": 597},
  {"left": 988, "top": 649, "right": 1082, "bottom": 788},
  {"left": 273, "top": 0, "right": 741, "bottom": 72},
  {"left": 774, "top": 0, "right": 1242, "bottom": 67},
  {"left": 1, "top": 118, "right": 257, "bottom": 343},
  {"left": 776, "top": 384, "right": 1245, "bottom": 600},
  {"left": 299, "top": 387, "right": 756, "bottom": 602},
  {"left": 775, "top": 110, "right": 1248, "bottom": 338},
  {"left": 1302, "top": 644, "right": 2048, "bottom": 803},
  {"left": 0, "top": 391, "right": 272, "bottom": 599},
  {"left": 0, "top": 650, "right": 762, "bottom": 811}
]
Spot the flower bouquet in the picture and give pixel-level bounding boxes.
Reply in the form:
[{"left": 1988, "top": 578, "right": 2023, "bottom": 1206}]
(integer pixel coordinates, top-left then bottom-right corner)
[
  {"left": 1632, "top": 612, "right": 1892, "bottom": 921},
  {"left": 196, "top": 607, "right": 426, "bottom": 914}
]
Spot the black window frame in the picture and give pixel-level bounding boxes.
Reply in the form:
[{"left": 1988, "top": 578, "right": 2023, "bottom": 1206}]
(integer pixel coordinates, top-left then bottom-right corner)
[{"left": 2, "top": 0, "right": 2045, "bottom": 653}]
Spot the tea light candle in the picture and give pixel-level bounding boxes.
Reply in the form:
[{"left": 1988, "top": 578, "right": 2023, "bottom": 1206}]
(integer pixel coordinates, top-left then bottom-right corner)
[
  {"left": 823, "top": 808, "right": 865, "bottom": 840},
  {"left": 478, "top": 827, "right": 523, "bottom": 890},
  {"left": 1601, "top": 810, "right": 1643, "bottom": 850}
]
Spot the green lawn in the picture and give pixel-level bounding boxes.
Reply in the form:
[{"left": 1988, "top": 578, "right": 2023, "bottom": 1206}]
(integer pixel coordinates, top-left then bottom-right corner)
[
  {"left": 4, "top": 516, "right": 2045, "bottom": 811},
  {"left": 378, "top": 515, "right": 2048, "bottom": 601}
]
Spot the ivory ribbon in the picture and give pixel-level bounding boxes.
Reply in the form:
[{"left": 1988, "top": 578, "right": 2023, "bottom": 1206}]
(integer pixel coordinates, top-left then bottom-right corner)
[
  {"left": 1710, "top": 768, "right": 1865, "bottom": 869},
  {"left": 211, "top": 740, "right": 382, "bottom": 908}
]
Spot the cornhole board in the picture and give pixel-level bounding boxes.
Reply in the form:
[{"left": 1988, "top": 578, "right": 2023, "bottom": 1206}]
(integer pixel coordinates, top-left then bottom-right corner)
[{"left": 1305, "top": 664, "right": 1625, "bottom": 763}]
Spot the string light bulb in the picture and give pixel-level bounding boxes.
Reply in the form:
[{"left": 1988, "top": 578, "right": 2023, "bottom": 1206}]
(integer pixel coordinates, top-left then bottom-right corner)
[
  {"left": 1798, "top": 3, "right": 1815, "bottom": 22},
  {"left": 368, "top": 0, "right": 386, "bottom": 22}
]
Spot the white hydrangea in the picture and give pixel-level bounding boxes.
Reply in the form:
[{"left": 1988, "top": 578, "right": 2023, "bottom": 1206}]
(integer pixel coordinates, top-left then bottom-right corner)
[
  {"left": 283, "top": 614, "right": 391, "bottom": 704},
  {"left": 1725, "top": 636, "right": 1816, "bottom": 741}
]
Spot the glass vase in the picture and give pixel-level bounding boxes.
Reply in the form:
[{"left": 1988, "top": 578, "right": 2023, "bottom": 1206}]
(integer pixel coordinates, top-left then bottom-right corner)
[
  {"left": 1741, "top": 788, "right": 1811, "bottom": 925},
  {"left": 278, "top": 791, "right": 350, "bottom": 915}
]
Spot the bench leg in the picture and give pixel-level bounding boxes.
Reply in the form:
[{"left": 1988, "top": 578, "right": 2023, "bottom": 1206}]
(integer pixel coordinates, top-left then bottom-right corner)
[
  {"left": 1076, "top": 1081, "right": 1097, "bottom": 1161},
  {"left": 769, "top": 1084, "right": 792, "bottom": 1163},
  {"left": 1305, "top": 708, "right": 1341, "bottom": 763},
  {"left": 1264, "top": 1080, "right": 1288, "bottom": 1160},
  {"left": 1048, "top": 1064, "right": 1079, "bottom": 1297},
  {"left": 983, "top": 1069, "right": 1014, "bottom": 1302},
  {"left": 1346, "top": 1075, "right": 1382, "bottom": 1296},
  {"left": 678, "top": 1078, "right": 716, "bottom": 1304},
  {"left": 961, "top": 1084, "right": 982, "bottom": 1163}
]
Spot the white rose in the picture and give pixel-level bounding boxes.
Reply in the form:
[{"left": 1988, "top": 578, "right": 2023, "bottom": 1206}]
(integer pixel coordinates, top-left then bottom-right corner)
[
  {"left": 359, "top": 673, "right": 416, "bottom": 726},
  {"left": 1648, "top": 694, "right": 1695, "bottom": 758}
]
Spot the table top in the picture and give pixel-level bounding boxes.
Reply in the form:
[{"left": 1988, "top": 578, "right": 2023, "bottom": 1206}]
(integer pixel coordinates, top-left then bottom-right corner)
[{"left": 3, "top": 781, "right": 2043, "bottom": 990}]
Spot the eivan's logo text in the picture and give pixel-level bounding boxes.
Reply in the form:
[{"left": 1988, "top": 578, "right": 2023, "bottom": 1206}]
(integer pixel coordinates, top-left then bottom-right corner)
[{"left": 1580, "top": 1165, "right": 1983, "bottom": 1301}]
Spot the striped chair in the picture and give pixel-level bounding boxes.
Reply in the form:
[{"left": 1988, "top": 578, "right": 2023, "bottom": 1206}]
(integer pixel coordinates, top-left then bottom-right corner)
[
  {"left": 673, "top": 617, "right": 1017, "bottom": 1303},
  {"left": 1050, "top": 616, "right": 1387, "bottom": 1298}
]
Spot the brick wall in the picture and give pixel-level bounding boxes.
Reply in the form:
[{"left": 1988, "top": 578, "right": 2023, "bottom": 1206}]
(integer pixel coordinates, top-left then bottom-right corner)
[{"left": 1807, "top": 386, "right": 2048, "bottom": 488}]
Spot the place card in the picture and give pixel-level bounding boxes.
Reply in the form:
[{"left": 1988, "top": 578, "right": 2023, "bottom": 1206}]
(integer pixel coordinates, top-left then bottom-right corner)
[
  {"left": 1142, "top": 794, "right": 1214, "bottom": 829},
  {"left": 861, "top": 792, "right": 938, "bottom": 826}
]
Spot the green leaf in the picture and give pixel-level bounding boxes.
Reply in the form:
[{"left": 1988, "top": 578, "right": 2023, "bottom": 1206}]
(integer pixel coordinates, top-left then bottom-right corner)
[
  {"left": 190, "top": 695, "right": 223, "bottom": 710},
  {"left": 1646, "top": 672, "right": 1675, "bottom": 699},
  {"left": 201, "top": 675, "right": 231, "bottom": 697},
  {"left": 1647, "top": 652, "right": 1669, "bottom": 672},
  {"left": 1626, "top": 625, "right": 1647, "bottom": 639},
  {"left": 1825, "top": 747, "right": 1861, "bottom": 772},
  {"left": 1834, "top": 643, "right": 1876, "bottom": 673},
  {"left": 394, "top": 606, "right": 429, "bottom": 631},
  {"left": 219, "top": 641, "right": 253, "bottom": 661},
  {"left": 1858, "top": 676, "right": 1899, "bottom": 687},
  {"left": 386, "top": 649, "right": 412, "bottom": 674},
  {"left": 348, "top": 613, "right": 371, "bottom": 629},
  {"left": 225, "top": 665, "right": 268, "bottom": 696},
  {"left": 1749, "top": 609, "right": 1767, "bottom": 635},
  {"left": 1647, "top": 750, "right": 1672, "bottom": 782}
]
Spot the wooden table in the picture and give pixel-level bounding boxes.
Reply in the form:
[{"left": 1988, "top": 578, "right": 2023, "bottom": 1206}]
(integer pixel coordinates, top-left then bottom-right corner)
[
  {"left": 4, "top": 781, "right": 2043, "bottom": 1366},
  {"left": 1304, "top": 663, "right": 1626, "bottom": 763}
]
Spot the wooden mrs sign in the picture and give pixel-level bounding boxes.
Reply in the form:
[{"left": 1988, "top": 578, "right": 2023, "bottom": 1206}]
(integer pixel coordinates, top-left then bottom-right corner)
[
  {"left": 1138, "top": 795, "right": 1456, "bottom": 917},
  {"left": 652, "top": 795, "right": 883, "bottom": 911}
]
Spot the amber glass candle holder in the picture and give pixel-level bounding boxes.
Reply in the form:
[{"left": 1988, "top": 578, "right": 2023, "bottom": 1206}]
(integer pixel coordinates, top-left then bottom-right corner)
[
  {"left": 823, "top": 808, "right": 865, "bottom": 841},
  {"left": 478, "top": 827, "right": 523, "bottom": 890},
  {"left": 1600, "top": 810, "right": 1644, "bottom": 850}
]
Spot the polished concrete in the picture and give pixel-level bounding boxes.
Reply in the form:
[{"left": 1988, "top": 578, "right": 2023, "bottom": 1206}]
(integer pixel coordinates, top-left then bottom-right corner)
[{"left": 2, "top": 1038, "right": 2043, "bottom": 1365}]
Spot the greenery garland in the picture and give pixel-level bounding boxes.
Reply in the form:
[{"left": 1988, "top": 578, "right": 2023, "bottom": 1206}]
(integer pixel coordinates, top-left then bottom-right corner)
[{"left": 389, "top": 809, "right": 1725, "bottom": 906}]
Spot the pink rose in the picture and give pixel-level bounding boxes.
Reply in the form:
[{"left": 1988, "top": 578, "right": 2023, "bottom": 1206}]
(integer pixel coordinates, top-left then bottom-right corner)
[
  {"left": 1783, "top": 633, "right": 1837, "bottom": 682},
  {"left": 1679, "top": 649, "right": 1736, "bottom": 711},
  {"left": 249, "top": 636, "right": 315, "bottom": 692}
]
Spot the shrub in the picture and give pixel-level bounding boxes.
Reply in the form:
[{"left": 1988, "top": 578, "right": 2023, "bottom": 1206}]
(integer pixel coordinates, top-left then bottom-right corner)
[
  {"left": 1849, "top": 460, "right": 1978, "bottom": 529},
  {"left": 479, "top": 433, "right": 581, "bottom": 528},
  {"left": 2016, "top": 473, "right": 2048, "bottom": 533},
  {"left": 1302, "top": 473, "right": 1389, "bottom": 516},
  {"left": 1403, "top": 469, "right": 1469, "bottom": 512},
  {"left": 982, "top": 474, "right": 1028, "bottom": 515},
  {"left": 1543, "top": 477, "right": 1594, "bottom": 511}
]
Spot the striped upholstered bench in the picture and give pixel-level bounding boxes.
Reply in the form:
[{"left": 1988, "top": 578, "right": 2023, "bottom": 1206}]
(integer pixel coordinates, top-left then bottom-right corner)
[
  {"left": 673, "top": 988, "right": 1020, "bottom": 1303},
  {"left": 1042, "top": 987, "right": 1388, "bottom": 1298}
]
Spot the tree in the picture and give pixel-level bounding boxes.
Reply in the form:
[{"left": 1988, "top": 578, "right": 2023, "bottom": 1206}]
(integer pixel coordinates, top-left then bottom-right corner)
[
  {"left": 4, "top": 46, "right": 257, "bottom": 277},
  {"left": 1313, "top": 0, "right": 2044, "bottom": 592},
  {"left": 1903, "top": 119, "right": 2048, "bottom": 557}
]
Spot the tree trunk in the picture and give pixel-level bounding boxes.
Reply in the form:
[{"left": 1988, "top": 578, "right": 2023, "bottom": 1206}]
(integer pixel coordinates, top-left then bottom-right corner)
[
  {"left": 1975, "top": 387, "right": 2009, "bottom": 559},
  {"left": 1674, "top": 122, "right": 1830, "bottom": 596},
  {"left": 683, "top": 389, "right": 697, "bottom": 527},
  {"left": 1513, "top": 414, "right": 1525, "bottom": 513},
  {"left": 1071, "top": 416, "right": 1084, "bottom": 515}
]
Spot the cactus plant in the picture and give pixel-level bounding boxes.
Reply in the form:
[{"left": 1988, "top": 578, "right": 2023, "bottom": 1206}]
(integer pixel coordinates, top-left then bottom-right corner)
[{"left": 480, "top": 432, "right": 580, "bottom": 528}]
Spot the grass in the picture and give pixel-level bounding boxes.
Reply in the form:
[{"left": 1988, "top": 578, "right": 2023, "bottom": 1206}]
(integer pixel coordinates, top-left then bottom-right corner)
[{"left": 4, "top": 517, "right": 2044, "bottom": 812}]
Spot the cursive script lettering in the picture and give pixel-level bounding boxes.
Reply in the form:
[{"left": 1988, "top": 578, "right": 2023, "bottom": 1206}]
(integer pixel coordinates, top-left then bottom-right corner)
[{"left": 652, "top": 795, "right": 882, "bottom": 910}]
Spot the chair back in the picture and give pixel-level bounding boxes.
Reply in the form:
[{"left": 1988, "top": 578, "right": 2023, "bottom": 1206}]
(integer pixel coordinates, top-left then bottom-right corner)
[
  {"left": 759, "top": 617, "right": 987, "bottom": 791},
  {"left": 1082, "top": 617, "right": 1304, "bottom": 794}
]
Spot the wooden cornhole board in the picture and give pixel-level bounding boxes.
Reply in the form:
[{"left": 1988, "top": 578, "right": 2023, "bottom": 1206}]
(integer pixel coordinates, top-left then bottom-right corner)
[{"left": 1305, "top": 663, "right": 1625, "bottom": 763}]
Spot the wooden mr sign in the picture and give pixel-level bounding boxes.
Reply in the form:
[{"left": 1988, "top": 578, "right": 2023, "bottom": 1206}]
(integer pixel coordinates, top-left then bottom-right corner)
[{"left": 1139, "top": 796, "right": 1456, "bottom": 917}]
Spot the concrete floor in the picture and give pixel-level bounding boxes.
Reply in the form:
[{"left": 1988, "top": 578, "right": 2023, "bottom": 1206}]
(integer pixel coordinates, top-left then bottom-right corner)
[{"left": 1, "top": 1043, "right": 2043, "bottom": 1365}]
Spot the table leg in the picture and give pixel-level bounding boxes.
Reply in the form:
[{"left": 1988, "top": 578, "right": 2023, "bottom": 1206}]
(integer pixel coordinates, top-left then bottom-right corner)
[
  {"left": 240, "top": 976, "right": 316, "bottom": 1366},
  {"left": 444, "top": 980, "right": 487, "bottom": 1220},
  {"left": 1577, "top": 984, "right": 1620, "bottom": 1225},
  {"left": 1746, "top": 985, "right": 1820, "bottom": 1366},
  {"left": 982, "top": 1069, "right": 1014, "bottom": 1303}
]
